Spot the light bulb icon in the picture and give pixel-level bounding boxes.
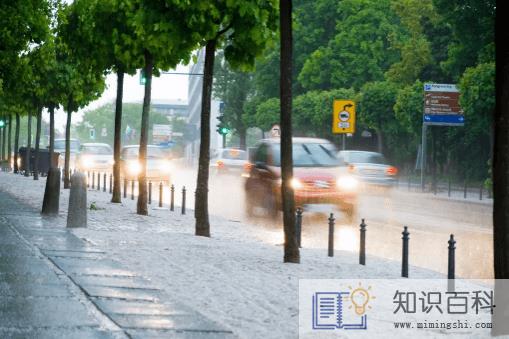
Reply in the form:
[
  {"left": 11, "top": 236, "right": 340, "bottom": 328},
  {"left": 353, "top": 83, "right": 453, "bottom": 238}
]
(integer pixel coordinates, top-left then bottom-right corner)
[{"left": 351, "top": 287, "right": 370, "bottom": 315}]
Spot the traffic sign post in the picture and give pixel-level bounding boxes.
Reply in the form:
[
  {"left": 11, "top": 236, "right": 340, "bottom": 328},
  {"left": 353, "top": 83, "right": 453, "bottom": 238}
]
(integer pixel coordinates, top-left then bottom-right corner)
[
  {"left": 420, "top": 84, "right": 464, "bottom": 190},
  {"left": 333, "top": 100, "right": 355, "bottom": 150}
]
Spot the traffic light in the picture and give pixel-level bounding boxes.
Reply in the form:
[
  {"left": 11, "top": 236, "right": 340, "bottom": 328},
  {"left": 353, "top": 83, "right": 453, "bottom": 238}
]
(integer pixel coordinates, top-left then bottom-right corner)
[
  {"left": 219, "top": 127, "right": 230, "bottom": 135},
  {"left": 216, "top": 114, "right": 230, "bottom": 135},
  {"left": 139, "top": 69, "right": 147, "bottom": 85},
  {"left": 0, "top": 119, "right": 4, "bottom": 128}
]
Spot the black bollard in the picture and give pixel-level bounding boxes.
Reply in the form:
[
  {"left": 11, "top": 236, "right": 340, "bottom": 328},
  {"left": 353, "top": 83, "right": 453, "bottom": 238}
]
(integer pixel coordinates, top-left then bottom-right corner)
[
  {"left": 103, "top": 173, "right": 106, "bottom": 192},
  {"left": 170, "top": 184, "right": 175, "bottom": 211},
  {"left": 123, "top": 178, "right": 127, "bottom": 198},
  {"left": 131, "top": 180, "right": 135, "bottom": 200},
  {"left": 92, "top": 171, "right": 95, "bottom": 189},
  {"left": 295, "top": 208, "right": 303, "bottom": 248},
  {"left": 448, "top": 234, "right": 456, "bottom": 291},
  {"left": 148, "top": 182, "right": 152, "bottom": 204},
  {"left": 359, "top": 219, "right": 366, "bottom": 265},
  {"left": 97, "top": 172, "right": 101, "bottom": 190},
  {"left": 159, "top": 182, "right": 163, "bottom": 208},
  {"left": 328, "top": 213, "right": 335, "bottom": 257},
  {"left": 402, "top": 226, "right": 410, "bottom": 278},
  {"left": 181, "top": 186, "right": 186, "bottom": 215},
  {"left": 87, "top": 171, "right": 90, "bottom": 188},
  {"left": 67, "top": 172, "right": 87, "bottom": 228},
  {"left": 109, "top": 173, "right": 112, "bottom": 194}
]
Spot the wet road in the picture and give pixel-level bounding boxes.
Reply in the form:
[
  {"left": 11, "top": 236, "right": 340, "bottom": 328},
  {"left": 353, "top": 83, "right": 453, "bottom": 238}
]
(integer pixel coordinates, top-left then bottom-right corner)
[{"left": 169, "top": 166, "right": 493, "bottom": 279}]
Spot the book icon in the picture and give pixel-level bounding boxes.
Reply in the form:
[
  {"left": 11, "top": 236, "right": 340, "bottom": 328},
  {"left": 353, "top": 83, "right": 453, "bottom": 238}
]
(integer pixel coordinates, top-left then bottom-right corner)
[{"left": 312, "top": 292, "right": 367, "bottom": 330}]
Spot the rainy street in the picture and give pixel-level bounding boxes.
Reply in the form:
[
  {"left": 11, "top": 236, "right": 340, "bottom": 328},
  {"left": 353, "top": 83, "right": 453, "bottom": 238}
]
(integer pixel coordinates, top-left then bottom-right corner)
[{"left": 171, "top": 166, "right": 493, "bottom": 279}]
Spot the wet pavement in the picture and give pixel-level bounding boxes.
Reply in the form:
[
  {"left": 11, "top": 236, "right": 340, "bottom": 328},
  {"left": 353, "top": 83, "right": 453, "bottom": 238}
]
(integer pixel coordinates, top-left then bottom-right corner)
[{"left": 0, "top": 190, "right": 234, "bottom": 338}]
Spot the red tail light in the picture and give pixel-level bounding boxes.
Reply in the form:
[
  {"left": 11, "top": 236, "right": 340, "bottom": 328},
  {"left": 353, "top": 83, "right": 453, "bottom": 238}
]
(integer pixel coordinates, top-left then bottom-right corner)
[
  {"left": 243, "top": 162, "right": 253, "bottom": 171},
  {"left": 386, "top": 166, "right": 398, "bottom": 175}
]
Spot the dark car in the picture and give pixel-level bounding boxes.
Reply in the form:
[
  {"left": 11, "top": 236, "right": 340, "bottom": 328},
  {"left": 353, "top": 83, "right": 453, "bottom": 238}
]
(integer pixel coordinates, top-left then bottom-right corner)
[{"left": 244, "top": 138, "right": 359, "bottom": 222}]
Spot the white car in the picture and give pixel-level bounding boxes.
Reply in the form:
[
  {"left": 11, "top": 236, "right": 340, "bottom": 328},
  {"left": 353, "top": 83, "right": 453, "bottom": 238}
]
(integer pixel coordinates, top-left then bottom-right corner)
[
  {"left": 55, "top": 138, "right": 80, "bottom": 169},
  {"left": 120, "top": 145, "right": 172, "bottom": 184},
  {"left": 76, "top": 143, "right": 114, "bottom": 172},
  {"left": 210, "top": 148, "right": 249, "bottom": 175}
]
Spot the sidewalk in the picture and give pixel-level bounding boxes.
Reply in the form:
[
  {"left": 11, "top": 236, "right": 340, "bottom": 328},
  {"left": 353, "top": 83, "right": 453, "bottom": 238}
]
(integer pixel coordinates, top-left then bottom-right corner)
[
  {"left": 0, "top": 171, "right": 443, "bottom": 338},
  {"left": 0, "top": 189, "right": 234, "bottom": 338}
]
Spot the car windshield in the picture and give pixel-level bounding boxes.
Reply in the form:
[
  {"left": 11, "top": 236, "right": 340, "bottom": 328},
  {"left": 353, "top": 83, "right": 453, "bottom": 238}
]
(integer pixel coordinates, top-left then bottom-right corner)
[
  {"left": 54, "top": 139, "right": 80, "bottom": 151},
  {"left": 81, "top": 145, "right": 112, "bottom": 155},
  {"left": 272, "top": 143, "right": 343, "bottom": 167},
  {"left": 221, "top": 149, "right": 247, "bottom": 160},
  {"left": 345, "top": 152, "right": 387, "bottom": 164},
  {"left": 123, "top": 146, "right": 166, "bottom": 159}
]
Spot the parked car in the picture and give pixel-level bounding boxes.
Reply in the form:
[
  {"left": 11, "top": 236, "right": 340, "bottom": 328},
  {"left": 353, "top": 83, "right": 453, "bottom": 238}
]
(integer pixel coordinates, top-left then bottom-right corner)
[
  {"left": 244, "top": 138, "right": 358, "bottom": 222},
  {"left": 210, "top": 148, "right": 249, "bottom": 175},
  {"left": 337, "top": 150, "right": 398, "bottom": 189},
  {"left": 76, "top": 143, "right": 113, "bottom": 172},
  {"left": 55, "top": 138, "right": 80, "bottom": 169},
  {"left": 119, "top": 145, "right": 172, "bottom": 184}
]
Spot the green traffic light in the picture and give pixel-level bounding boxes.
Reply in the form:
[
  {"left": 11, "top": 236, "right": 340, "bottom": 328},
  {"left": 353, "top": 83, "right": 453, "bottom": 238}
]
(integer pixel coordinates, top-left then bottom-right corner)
[
  {"left": 0, "top": 120, "right": 5, "bottom": 128},
  {"left": 220, "top": 127, "right": 229, "bottom": 134}
]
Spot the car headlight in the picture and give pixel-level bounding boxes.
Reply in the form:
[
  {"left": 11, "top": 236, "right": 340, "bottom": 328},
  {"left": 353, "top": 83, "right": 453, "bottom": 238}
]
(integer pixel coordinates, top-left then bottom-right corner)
[
  {"left": 337, "top": 176, "right": 358, "bottom": 190},
  {"left": 291, "top": 178, "right": 303, "bottom": 189},
  {"left": 127, "top": 161, "right": 141, "bottom": 175},
  {"left": 80, "top": 156, "right": 93, "bottom": 169}
]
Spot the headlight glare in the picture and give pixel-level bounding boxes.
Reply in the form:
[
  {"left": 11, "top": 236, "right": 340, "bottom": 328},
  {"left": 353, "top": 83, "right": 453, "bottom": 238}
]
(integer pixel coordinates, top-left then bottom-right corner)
[{"left": 337, "top": 176, "right": 358, "bottom": 190}]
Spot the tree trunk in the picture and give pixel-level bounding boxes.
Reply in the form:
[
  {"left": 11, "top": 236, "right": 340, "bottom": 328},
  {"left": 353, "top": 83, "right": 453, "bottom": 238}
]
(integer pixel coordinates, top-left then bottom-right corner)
[
  {"left": 239, "top": 127, "right": 247, "bottom": 150},
  {"left": 24, "top": 113, "right": 32, "bottom": 177},
  {"left": 1, "top": 116, "right": 5, "bottom": 160},
  {"left": 49, "top": 105, "right": 55, "bottom": 168},
  {"left": 493, "top": 9, "right": 509, "bottom": 335},
  {"left": 195, "top": 39, "right": 216, "bottom": 237},
  {"left": 64, "top": 108, "right": 72, "bottom": 188},
  {"left": 280, "top": 0, "right": 299, "bottom": 263},
  {"left": 7, "top": 114, "right": 12, "bottom": 169},
  {"left": 112, "top": 70, "right": 124, "bottom": 203},
  {"left": 14, "top": 113, "right": 20, "bottom": 173},
  {"left": 33, "top": 108, "right": 42, "bottom": 180},
  {"left": 136, "top": 52, "right": 153, "bottom": 215}
]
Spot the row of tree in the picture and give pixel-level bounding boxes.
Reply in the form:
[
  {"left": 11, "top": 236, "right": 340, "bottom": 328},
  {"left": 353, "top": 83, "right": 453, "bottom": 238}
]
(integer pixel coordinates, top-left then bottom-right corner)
[
  {"left": 1, "top": 0, "right": 303, "bottom": 261},
  {"left": 213, "top": 0, "right": 495, "bottom": 183}
]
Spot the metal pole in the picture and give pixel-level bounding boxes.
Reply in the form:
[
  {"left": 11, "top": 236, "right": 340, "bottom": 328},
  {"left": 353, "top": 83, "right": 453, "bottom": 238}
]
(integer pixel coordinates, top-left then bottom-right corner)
[
  {"left": 342, "top": 134, "right": 346, "bottom": 150},
  {"left": 359, "top": 219, "right": 366, "bottom": 265},
  {"left": 148, "top": 182, "right": 152, "bottom": 204},
  {"left": 97, "top": 172, "right": 100, "bottom": 190},
  {"left": 159, "top": 182, "right": 163, "bottom": 208},
  {"left": 87, "top": 171, "right": 90, "bottom": 188},
  {"left": 103, "top": 173, "right": 106, "bottom": 192},
  {"left": 92, "top": 171, "right": 95, "bottom": 189},
  {"left": 181, "top": 186, "right": 186, "bottom": 215},
  {"left": 109, "top": 173, "right": 112, "bottom": 193},
  {"left": 448, "top": 234, "right": 456, "bottom": 291},
  {"left": 170, "top": 184, "right": 175, "bottom": 211},
  {"left": 420, "top": 124, "right": 427, "bottom": 192},
  {"left": 131, "top": 180, "right": 134, "bottom": 200},
  {"left": 328, "top": 213, "right": 335, "bottom": 257},
  {"left": 123, "top": 178, "right": 127, "bottom": 198},
  {"left": 402, "top": 226, "right": 409, "bottom": 277},
  {"left": 295, "top": 208, "right": 303, "bottom": 248}
]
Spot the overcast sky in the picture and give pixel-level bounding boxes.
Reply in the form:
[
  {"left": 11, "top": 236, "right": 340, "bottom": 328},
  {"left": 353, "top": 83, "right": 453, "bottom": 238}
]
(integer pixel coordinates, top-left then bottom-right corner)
[{"left": 47, "top": 64, "right": 190, "bottom": 133}]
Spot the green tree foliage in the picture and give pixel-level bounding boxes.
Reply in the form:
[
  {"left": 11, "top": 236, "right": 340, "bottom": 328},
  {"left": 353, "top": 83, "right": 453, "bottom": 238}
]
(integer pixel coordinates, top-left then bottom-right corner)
[{"left": 299, "top": 0, "right": 402, "bottom": 91}]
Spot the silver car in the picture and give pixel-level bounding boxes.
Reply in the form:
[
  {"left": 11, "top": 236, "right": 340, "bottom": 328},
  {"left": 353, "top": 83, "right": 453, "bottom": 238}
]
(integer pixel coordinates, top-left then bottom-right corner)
[
  {"left": 337, "top": 151, "right": 398, "bottom": 188},
  {"left": 55, "top": 138, "right": 80, "bottom": 169},
  {"left": 76, "top": 143, "right": 114, "bottom": 172},
  {"left": 210, "top": 148, "right": 248, "bottom": 175}
]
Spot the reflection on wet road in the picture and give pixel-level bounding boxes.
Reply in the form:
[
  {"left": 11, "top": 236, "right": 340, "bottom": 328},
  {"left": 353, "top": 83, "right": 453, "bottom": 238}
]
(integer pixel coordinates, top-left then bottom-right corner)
[{"left": 148, "top": 166, "right": 494, "bottom": 279}]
